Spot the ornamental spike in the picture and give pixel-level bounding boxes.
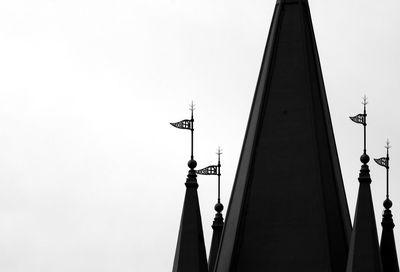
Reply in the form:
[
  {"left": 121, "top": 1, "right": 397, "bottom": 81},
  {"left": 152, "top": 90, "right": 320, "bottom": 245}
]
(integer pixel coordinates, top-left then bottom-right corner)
[
  {"left": 350, "top": 95, "right": 368, "bottom": 157},
  {"left": 170, "top": 101, "right": 195, "bottom": 161}
]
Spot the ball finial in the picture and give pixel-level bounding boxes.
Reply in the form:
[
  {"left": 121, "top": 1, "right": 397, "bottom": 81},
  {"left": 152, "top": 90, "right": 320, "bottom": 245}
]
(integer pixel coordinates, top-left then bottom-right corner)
[
  {"left": 384, "top": 199, "right": 393, "bottom": 209},
  {"left": 360, "top": 153, "right": 370, "bottom": 164},
  {"left": 215, "top": 203, "right": 224, "bottom": 213},
  {"left": 188, "top": 159, "right": 197, "bottom": 169}
]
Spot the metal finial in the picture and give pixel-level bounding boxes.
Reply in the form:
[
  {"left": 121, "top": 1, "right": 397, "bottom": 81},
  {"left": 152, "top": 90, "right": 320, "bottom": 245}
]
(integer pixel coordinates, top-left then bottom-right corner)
[
  {"left": 385, "top": 139, "right": 391, "bottom": 150},
  {"left": 362, "top": 95, "right": 368, "bottom": 106},
  {"left": 189, "top": 101, "right": 195, "bottom": 117},
  {"left": 170, "top": 103, "right": 196, "bottom": 163},
  {"left": 362, "top": 95, "right": 368, "bottom": 156},
  {"left": 189, "top": 101, "right": 195, "bottom": 160},
  {"left": 385, "top": 139, "right": 391, "bottom": 201},
  {"left": 349, "top": 96, "right": 368, "bottom": 160}
]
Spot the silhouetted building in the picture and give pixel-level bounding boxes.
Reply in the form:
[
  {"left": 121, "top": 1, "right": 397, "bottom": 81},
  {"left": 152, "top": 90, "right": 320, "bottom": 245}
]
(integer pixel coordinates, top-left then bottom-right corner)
[
  {"left": 172, "top": 0, "right": 398, "bottom": 271},
  {"left": 346, "top": 153, "right": 383, "bottom": 272},
  {"left": 172, "top": 159, "right": 208, "bottom": 272},
  {"left": 381, "top": 199, "right": 400, "bottom": 272},
  {"left": 208, "top": 202, "right": 224, "bottom": 272}
]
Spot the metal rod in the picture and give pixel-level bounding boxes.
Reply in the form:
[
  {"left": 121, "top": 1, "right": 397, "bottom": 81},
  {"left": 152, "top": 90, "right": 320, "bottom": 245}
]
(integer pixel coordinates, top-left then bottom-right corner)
[
  {"left": 191, "top": 126, "right": 194, "bottom": 160},
  {"left": 386, "top": 142, "right": 390, "bottom": 199},
  {"left": 190, "top": 102, "right": 194, "bottom": 160},
  {"left": 363, "top": 97, "right": 367, "bottom": 154},
  {"left": 218, "top": 152, "right": 221, "bottom": 204},
  {"left": 386, "top": 164, "right": 389, "bottom": 199}
]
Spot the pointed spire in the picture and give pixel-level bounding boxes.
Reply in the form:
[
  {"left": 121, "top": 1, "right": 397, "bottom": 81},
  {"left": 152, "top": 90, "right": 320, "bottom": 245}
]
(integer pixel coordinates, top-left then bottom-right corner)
[
  {"left": 214, "top": 0, "right": 351, "bottom": 270},
  {"left": 196, "top": 147, "right": 225, "bottom": 271},
  {"left": 346, "top": 98, "right": 383, "bottom": 272},
  {"left": 375, "top": 140, "right": 399, "bottom": 272},
  {"left": 208, "top": 148, "right": 224, "bottom": 272},
  {"left": 171, "top": 104, "right": 208, "bottom": 272}
]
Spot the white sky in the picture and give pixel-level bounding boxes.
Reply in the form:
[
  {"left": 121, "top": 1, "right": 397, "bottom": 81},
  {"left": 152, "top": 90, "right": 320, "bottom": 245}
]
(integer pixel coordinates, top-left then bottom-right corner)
[{"left": 0, "top": 0, "right": 399, "bottom": 271}]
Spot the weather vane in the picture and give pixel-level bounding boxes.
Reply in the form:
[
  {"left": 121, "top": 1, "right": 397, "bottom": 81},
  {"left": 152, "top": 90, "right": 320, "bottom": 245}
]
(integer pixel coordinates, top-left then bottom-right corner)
[
  {"left": 350, "top": 95, "right": 368, "bottom": 156},
  {"left": 170, "top": 101, "right": 195, "bottom": 161},
  {"left": 374, "top": 139, "right": 391, "bottom": 200},
  {"left": 197, "top": 147, "right": 223, "bottom": 204}
]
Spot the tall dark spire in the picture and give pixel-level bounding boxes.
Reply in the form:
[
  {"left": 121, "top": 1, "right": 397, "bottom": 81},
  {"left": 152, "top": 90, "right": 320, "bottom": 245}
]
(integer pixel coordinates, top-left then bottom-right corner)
[
  {"left": 214, "top": 0, "right": 351, "bottom": 271},
  {"left": 375, "top": 140, "right": 399, "bottom": 272},
  {"left": 171, "top": 104, "right": 208, "bottom": 272},
  {"left": 346, "top": 98, "right": 383, "bottom": 272}
]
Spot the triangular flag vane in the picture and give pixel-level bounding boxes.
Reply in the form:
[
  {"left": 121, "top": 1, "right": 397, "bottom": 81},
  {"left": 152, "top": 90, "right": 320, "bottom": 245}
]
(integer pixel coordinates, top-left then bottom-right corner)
[
  {"left": 349, "top": 114, "right": 365, "bottom": 125},
  {"left": 197, "top": 147, "right": 222, "bottom": 203},
  {"left": 374, "top": 157, "right": 388, "bottom": 168},
  {"left": 196, "top": 165, "right": 218, "bottom": 175},
  {"left": 374, "top": 139, "right": 391, "bottom": 199},
  {"left": 349, "top": 95, "right": 367, "bottom": 125},
  {"left": 350, "top": 95, "right": 368, "bottom": 154},
  {"left": 170, "top": 101, "right": 195, "bottom": 160},
  {"left": 170, "top": 119, "right": 192, "bottom": 130},
  {"left": 374, "top": 139, "right": 390, "bottom": 169}
]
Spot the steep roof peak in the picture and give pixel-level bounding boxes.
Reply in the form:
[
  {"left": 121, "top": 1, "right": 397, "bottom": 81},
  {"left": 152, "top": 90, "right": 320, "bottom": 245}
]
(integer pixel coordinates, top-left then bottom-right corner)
[
  {"left": 375, "top": 142, "right": 400, "bottom": 272},
  {"left": 172, "top": 160, "right": 208, "bottom": 272},
  {"left": 346, "top": 99, "right": 382, "bottom": 272},
  {"left": 214, "top": 0, "right": 351, "bottom": 270}
]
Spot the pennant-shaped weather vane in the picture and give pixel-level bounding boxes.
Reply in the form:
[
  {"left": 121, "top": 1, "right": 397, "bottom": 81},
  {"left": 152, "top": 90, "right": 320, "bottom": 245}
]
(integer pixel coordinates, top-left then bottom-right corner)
[
  {"left": 197, "top": 147, "right": 222, "bottom": 204},
  {"left": 374, "top": 139, "right": 391, "bottom": 199},
  {"left": 350, "top": 95, "right": 368, "bottom": 154},
  {"left": 170, "top": 101, "right": 195, "bottom": 160}
]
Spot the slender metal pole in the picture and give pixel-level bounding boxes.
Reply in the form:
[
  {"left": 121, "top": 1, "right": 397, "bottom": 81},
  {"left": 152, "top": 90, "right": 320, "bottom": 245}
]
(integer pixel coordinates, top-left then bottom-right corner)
[
  {"left": 363, "top": 96, "right": 367, "bottom": 155},
  {"left": 215, "top": 147, "right": 222, "bottom": 204},
  {"left": 190, "top": 102, "right": 194, "bottom": 160},
  {"left": 386, "top": 140, "right": 390, "bottom": 199},
  {"left": 218, "top": 152, "right": 221, "bottom": 204},
  {"left": 386, "top": 163, "right": 389, "bottom": 199}
]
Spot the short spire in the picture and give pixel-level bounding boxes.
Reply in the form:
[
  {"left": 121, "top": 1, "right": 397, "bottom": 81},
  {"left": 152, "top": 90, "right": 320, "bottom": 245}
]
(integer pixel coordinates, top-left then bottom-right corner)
[
  {"left": 196, "top": 147, "right": 225, "bottom": 272},
  {"left": 375, "top": 140, "right": 399, "bottom": 272},
  {"left": 346, "top": 98, "right": 383, "bottom": 272},
  {"left": 171, "top": 104, "right": 208, "bottom": 272}
]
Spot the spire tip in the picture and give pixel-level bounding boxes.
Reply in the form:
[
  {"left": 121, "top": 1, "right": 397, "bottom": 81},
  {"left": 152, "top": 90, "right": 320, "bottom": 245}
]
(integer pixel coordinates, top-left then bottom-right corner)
[
  {"left": 362, "top": 95, "right": 368, "bottom": 105},
  {"left": 385, "top": 139, "right": 391, "bottom": 150}
]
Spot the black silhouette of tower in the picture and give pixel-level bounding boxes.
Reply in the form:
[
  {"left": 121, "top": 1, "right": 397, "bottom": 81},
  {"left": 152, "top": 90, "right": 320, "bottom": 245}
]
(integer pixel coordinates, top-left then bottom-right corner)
[
  {"left": 381, "top": 198, "right": 400, "bottom": 272},
  {"left": 346, "top": 100, "right": 383, "bottom": 272},
  {"left": 171, "top": 107, "right": 208, "bottom": 272},
  {"left": 214, "top": 0, "right": 352, "bottom": 271},
  {"left": 208, "top": 150, "right": 224, "bottom": 272},
  {"left": 376, "top": 142, "right": 400, "bottom": 272},
  {"left": 169, "top": 1, "right": 399, "bottom": 271},
  {"left": 195, "top": 148, "right": 225, "bottom": 272},
  {"left": 209, "top": 201, "right": 224, "bottom": 272}
]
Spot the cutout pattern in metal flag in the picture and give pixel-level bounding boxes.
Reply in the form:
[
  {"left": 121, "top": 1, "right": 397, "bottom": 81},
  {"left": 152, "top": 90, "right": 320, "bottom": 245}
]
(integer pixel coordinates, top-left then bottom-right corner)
[
  {"left": 374, "top": 157, "right": 388, "bottom": 168},
  {"left": 170, "top": 119, "right": 192, "bottom": 130},
  {"left": 196, "top": 165, "right": 218, "bottom": 175},
  {"left": 349, "top": 114, "right": 365, "bottom": 125}
]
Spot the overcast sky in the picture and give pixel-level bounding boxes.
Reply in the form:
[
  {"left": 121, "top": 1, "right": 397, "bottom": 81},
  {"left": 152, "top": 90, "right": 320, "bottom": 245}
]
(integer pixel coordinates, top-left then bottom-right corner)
[{"left": 0, "top": 0, "right": 399, "bottom": 271}]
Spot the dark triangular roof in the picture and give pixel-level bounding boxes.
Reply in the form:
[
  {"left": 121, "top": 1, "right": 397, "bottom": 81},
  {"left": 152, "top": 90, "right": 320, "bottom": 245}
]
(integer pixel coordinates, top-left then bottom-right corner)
[
  {"left": 214, "top": 0, "right": 352, "bottom": 271},
  {"left": 208, "top": 203, "right": 224, "bottom": 272},
  {"left": 380, "top": 199, "right": 400, "bottom": 272},
  {"left": 346, "top": 155, "right": 383, "bottom": 272},
  {"left": 172, "top": 160, "right": 208, "bottom": 272}
]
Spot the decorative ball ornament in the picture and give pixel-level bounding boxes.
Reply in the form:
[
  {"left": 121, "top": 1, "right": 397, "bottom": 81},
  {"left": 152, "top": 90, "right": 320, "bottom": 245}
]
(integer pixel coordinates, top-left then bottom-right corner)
[
  {"left": 360, "top": 153, "right": 370, "bottom": 164},
  {"left": 383, "top": 199, "right": 393, "bottom": 209},
  {"left": 215, "top": 203, "right": 224, "bottom": 213},
  {"left": 188, "top": 159, "right": 197, "bottom": 169}
]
